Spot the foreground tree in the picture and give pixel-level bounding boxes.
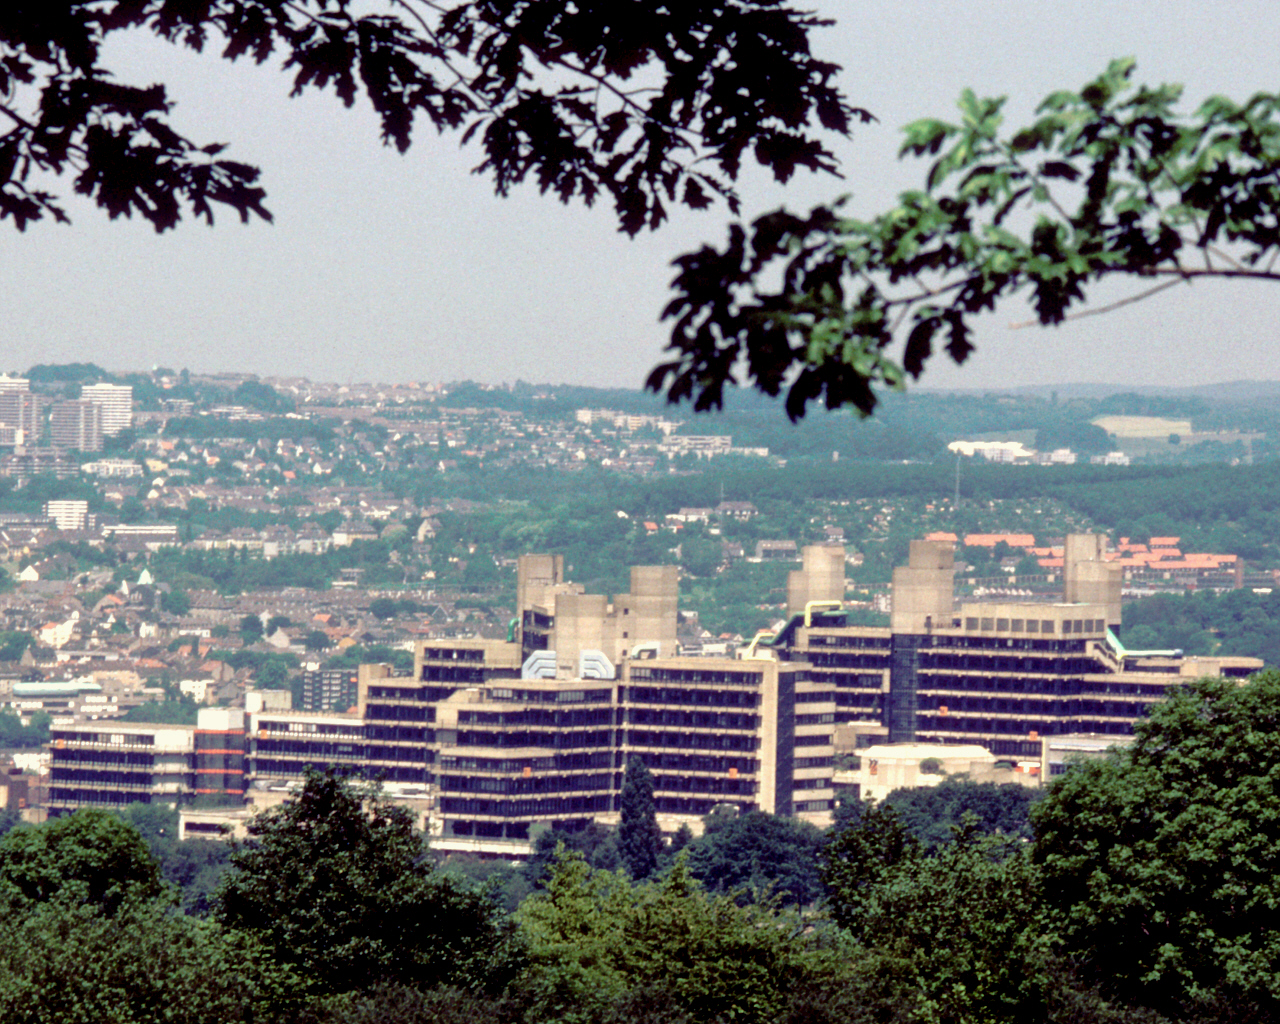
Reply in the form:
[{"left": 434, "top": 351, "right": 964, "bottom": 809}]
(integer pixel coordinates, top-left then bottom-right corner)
[
  {"left": 617, "top": 755, "right": 662, "bottom": 881},
  {"left": 1033, "top": 671, "right": 1280, "bottom": 1021},
  {"left": 0, "top": 1, "right": 860, "bottom": 234},
  {"left": 684, "top": 809, "right": 825, "bottom": 906},
  {"left": 0, "top": 896, "right": 292, "bottom": 1024},
  {"left": 652, "top": 59, "right": 1280, "bottom": 418},
  {"left": 0, "top": 811, "right": 291, "bottom": 1024},
  {"left": 0, "top": 807, "right": 164, "bottom": 915},
  {"left": 214, "top": 767, "right": 513, "bottom": 995},
  {"left": 844, "top": 824, "right": 1045, "bottom": 1024},
  {"left": 882, "top": 777, "right": 1040, "bottom": 850},
  {"left": 515, "top": 848, "right": 853, "bottom": 1024}
]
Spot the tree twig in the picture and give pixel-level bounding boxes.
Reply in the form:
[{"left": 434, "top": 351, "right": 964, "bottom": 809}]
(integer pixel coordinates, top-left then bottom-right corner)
[{"left": 1006, "top": 277, "right": 1188, "bottom": 329}]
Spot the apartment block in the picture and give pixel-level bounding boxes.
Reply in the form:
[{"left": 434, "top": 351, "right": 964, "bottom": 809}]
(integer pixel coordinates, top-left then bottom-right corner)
[
  {"left": 47, "top": 709, "right": 246, "bottom": 815},
  {"left": 300, "top": 668, "right": 359, "bottom": 712},
  {"left": 81, "top": 383, "right": 133, "bottom": 436},
  {"left": 0, "top": 391, "right": 42, "bottom": 444},
  {"left": 43, "top": 499, "right": 89, "bottom": 531},
  {"left": 49, "top": 400, "right": 103, "bottom": 452}
]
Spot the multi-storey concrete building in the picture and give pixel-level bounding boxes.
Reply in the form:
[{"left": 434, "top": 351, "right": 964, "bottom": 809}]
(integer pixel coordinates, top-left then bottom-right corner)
[
  {"left": 45, "top": 540, "right": 1263, "bottom": 838},
  {"left": 770, "top": 538, "right": 1260, "bottom": 760},
  {"left": 48, "top": 709, "right": 246, "bottom": 814},
  {"left": 240, "top": 565, "right": 836, "bottom": 840},
  {"left": 81, "top": 383, "right": 133, "bottom": 436},
  {"left": 49, "top": 400, "right": 103, "bottom": 451},
  {"left": 0, "top": 390, "right": 42, "bottom": 444},
  {"left": 43, "top": 499, "right": 89, "bottom": 532},
  {"left": 300, "top": 668, "right": 360, "bottom": 712}
]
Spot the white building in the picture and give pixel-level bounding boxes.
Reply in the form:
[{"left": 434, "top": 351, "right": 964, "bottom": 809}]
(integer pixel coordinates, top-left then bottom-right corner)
[
  {"left": 851, "top": 742, "right": 997, "bottom": 802},
  {"left": 44, "top": 499, "right": 89, "bottom": 531},
  {"left": 81, "top": 383, "right": 134, "bottom": 436},
  {"left": 81, "top": 458, "right": 144, "bottom": 478},
  {"left": 947, "top": 440, "right": 1035, "bottom": 462}
]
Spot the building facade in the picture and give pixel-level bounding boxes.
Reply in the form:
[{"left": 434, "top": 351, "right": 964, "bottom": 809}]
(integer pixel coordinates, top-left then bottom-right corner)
[
  {"left": 44, "top": 539, "right": 1263, "bottom": 836},
  {"left": 50, "top": 400, "right": 103, "bottom": 452},
  {"left": 770, "top": 538, "right": 1259, "bottom": 760},
  {"left": 0, "top": 390, "right": 42, "bottom": 445},
  {"left": 81, "top": 383, "right": 133, "bottom": 436},
  {"left": 300, "top": 668, "right": 360, "bottom": 712}
]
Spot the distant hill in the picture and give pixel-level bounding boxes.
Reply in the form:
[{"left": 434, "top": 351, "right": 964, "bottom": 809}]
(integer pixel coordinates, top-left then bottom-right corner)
[{"left": 918, "top": 380, "right": 1280, "bottom": 404}]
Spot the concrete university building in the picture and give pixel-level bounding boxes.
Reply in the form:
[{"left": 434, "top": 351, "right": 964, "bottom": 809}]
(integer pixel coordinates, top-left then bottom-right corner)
[{"left": 46, "top": 538, "right": 1261, "bottom": 850}]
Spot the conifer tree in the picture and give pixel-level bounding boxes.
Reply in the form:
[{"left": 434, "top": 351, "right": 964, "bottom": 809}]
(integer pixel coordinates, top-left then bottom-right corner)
[{"left": 618, "top": 757, "right": 663, "bottom": 881}]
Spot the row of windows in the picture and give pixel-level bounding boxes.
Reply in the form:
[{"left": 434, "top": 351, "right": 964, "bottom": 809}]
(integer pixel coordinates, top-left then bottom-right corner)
[
  {"left": 621, "top": 686, "right": 761, "bottom": 708},
  {"left": 441, "top": 795, "right": 612, "bottom": 817},
  {"left": 835, "top": 692, "right": 882, "bottom": 708},
  {"left": 251, "top": 758, "right": 429, "bottom": 783},
  {"left": 920, "top": 715, "right": 1139, "bottom": 737},
  {"left": 921, "top": 654, "right": 1101, "bottom": 674},
  {"left": 259, "top": 722, "right": 364, "bottom": 738},
  {"left": 452, "top": 728, "right": 614, "bottom": 750},
  {"left": 364, "top": 745, "right": 431, "bottom": 764},
  {"left": 653, "top": 774, "right": 756, "bottom": 796},
  {"left": 628, "top": 668, "right": 763, "bottom": 686},
  {"left": 52, "top": 750, "right": 157, "bottom": 767},
  {"left": 457, "top": 708, "right": 614, "bottom": 727},
  {"left": 625, "top": 753, "right": 759, "bottom": 774},
  {"left": 254, "top": 740, "right": 363, "bottom": 758},
  {"left": 794, "top": 799, "right": 835, "bottom": 813},
  {"left": 485, "top": 688, "right": 612, "bottom": 704},
  {"left": 804, "top": 652, "right": 892, "bottom": 670},
  {"left": 422, "top": 647, "right": 485, "bottom": 662},
  {"left": 625, "top": 730, "right": 759, "bottom": 752},
  {"left": 49, "top": 788, "right": 147, "bottom": 807},
  {"left": 50, "top": 768, "right": 158, "bottom": 786},
  {"left": 626, "top": 709, "right": 760, "bottom": 731},
  {"left": 963, "top": 617, "right": 1105, "bottom": 635},
  {"left": 421, "top": 666, "right": 485, "bottom": 683},
  {"left": 438, "top": 773, "right": 613, "bottom": 794},
  {"left": 438, "top": 751, "right": 615, "bottom": 772},
  {"left": 919, "top": 697, "right": 1151, "bottom": 716},
  {"left": 795, "top": 689, "right": 837, "bottom": 704},
  {"left": 51, "top": 731, "right": 160, "bottom": 747},
  {"left": 365, "top": 704, "right": 432, "bottom": 722},
  {"left": 932, "top": 636, "right": 1089, "bottom": 653},
  {"left": 803, "top": 634, "right": 891, "bottom": 650},
  {"left": 366, "top": 686, "right": 418, "bottom": 700},
  {"left": 656, "top": 798, "right": 758, "bottom": 817},
  {"left": 366, "top": 726, "right": 427, "bottom": 742}
]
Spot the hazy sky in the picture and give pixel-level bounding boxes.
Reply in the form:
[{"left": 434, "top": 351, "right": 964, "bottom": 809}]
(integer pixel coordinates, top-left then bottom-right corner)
[{"left": 3, "top": 2, "right": 1279, "bottom": 395}]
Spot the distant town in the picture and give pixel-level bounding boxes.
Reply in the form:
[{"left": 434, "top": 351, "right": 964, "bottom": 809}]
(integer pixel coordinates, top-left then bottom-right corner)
[{"left": 0, "top": 365, "right": 1278, "bottom": 832}]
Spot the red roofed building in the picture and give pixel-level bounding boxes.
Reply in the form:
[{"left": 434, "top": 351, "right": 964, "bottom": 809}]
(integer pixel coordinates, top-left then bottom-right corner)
[{"left": 963, "top": 533, "right": 1037, "bottom": 549}]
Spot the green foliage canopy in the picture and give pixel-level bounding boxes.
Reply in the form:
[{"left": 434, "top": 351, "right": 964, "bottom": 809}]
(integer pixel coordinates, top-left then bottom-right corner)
[
  {"left": 214, "top": 767, "right": 511, "bottom": 996},
  {"left": 882, "top": 778, "right": 1040, "bottom": 850},
  {"left": 1, "top": 1, "right": 859, "bottom": 235},
  {"left": 1032, "top": 670, "right": 1280, "bottom": 1020},
  {"left": 652, "top": 60, "right": 1280, "bottom": 418},
  {"left": 684, "top": 809, "right": 825, "bottom": 906},
  {"left": 0, "top": 808, "right": 164, "bottom": 915},
  {"left": 514, "top": 849, "right": 849, "bottom": 1024}
]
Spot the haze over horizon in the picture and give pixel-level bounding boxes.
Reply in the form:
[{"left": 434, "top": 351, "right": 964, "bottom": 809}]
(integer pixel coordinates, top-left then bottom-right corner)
[{"left": 4, "top": 2, "right": 1279, "bottom": 396}]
